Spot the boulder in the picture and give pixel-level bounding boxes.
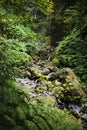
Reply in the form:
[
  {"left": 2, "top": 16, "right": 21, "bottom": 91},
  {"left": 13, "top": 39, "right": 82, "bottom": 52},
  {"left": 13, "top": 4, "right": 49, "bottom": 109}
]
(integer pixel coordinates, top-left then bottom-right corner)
[
  {"left": 58, "top": 68, "right": 85, "bottom": 96},
  {"left": 58, "top": 68, "right": 77, "bottom": 80},
  {"left": 55, "top": 68, "right": 85, "bottom": 102}
]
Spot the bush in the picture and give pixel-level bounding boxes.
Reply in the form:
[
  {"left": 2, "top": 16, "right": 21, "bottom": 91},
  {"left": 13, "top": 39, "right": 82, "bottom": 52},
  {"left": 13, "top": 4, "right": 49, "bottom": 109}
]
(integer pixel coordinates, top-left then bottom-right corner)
[
  {"left": 0, "top": 37, "right": 32, "bottom": 82},
  {"left": 53, "top": 32, "right": 87, "bottom": 84}
]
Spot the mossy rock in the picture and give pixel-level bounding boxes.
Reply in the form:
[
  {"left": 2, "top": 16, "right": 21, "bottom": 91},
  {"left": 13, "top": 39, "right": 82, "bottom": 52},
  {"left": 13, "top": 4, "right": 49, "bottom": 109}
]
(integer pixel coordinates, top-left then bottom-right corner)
[{"left": 54, "top": 68, "right": 85, "bottom": 102}]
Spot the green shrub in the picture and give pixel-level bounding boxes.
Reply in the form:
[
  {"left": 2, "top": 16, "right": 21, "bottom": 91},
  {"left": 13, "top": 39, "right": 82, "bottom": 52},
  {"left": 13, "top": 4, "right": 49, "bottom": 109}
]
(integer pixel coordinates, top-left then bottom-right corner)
[
  {"left": 0, "top": 37, "right": 32, "bottom": 82},
  {"left": 7, "top": 24, "right": 37, "bottom": 41},
  {"left": 54, "top": 33, "right": 87, "bottom": 84}
]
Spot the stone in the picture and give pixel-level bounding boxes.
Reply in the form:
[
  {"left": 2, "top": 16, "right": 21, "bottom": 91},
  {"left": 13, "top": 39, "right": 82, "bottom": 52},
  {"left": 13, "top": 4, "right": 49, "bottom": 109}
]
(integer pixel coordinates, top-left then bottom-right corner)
[
  {"left": 58, "top": 67, "right": 85, "bottom": 97},
  {"left": 35, "top": 78, "right": 42, "bottom": 83},
  {"left": 81, "top": 113, "right": 87, "bottom": 128},
  {"left": 17, "top": 78, "right": 36, "bottom": 88},
  {"left": 41, "top": 68, "right": 50, "bottom": 75},
  {"left": 81, "top": 103, "right": 87, "bottom": 113},
  {"left": 49, "top": 66, "right": 59, "bottom": 72},
  {"left": 37, "top": 62, "right": 45, "bottom": 68},
  {"left": 68, "top": 104, "right": 81, "bottom": 118},
  {"left": 58, "top": 68, "right": 77, "bottom": 79},
  {"left": 48, "top": 72, "right": 56, "bottom": 80},
  {"left": 81, "top": 114, "right": 87, "bottom": 121}
]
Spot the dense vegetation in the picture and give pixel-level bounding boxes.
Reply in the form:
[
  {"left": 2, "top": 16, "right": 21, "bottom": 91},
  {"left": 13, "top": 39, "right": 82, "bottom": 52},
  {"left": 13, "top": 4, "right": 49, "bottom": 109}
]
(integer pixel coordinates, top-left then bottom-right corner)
[
  {"left": 0, "top": 0, "right": 87, "bottom": 130},
  {"left": 53, "top": 0, "right": 87, "bottom": 88}
]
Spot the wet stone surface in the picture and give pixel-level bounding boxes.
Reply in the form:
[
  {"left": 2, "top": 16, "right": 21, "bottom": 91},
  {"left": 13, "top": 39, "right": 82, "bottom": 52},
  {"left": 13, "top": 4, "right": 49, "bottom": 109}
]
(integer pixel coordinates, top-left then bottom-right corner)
[{"left": 17, "top": 78, "right": 36, "bottom": 88}]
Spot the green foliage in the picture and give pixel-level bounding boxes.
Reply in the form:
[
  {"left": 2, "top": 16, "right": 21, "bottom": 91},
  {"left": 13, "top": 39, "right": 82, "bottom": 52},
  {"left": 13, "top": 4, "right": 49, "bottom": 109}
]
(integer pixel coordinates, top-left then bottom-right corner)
[
  {"left": 0, "top": 0, "right": 53, "bottom": 84},
  {"left": 34, "top": 0, "right": 53, "bottom": 14},
  {"left": 0, "top": 37, "right": 32, "bottom": 83},
  {"left": 7, "top": 24, "right": 37, "bottom": 41},
  {"left": 64, "top": 2, "right": 87, "bottom": 31},
  {"left": 54, "top": 31, "right": 87, "bottom": 84},
  {"left": 54, "top": 1, "right": 87, "bottom": 86}
]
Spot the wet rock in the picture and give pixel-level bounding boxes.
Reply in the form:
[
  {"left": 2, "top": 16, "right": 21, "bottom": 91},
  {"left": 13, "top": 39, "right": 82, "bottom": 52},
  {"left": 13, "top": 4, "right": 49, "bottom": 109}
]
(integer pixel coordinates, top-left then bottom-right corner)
[
  {"left": 81, "top": 114, "right": 87, "bottom": 121},
  {"left": 58, "top": 68, "right": 85, "bottom": 97},
  {"left": 58, "top": 68, "right": 77, "bottom": 80},
  {"left": 49, "top": 67, "right": 59, "bottom": 72},
  {"left": 17, "top": 78, "right": 36, "bottom": 88},
  {"left": 68, "top": 104, "right": 81, "bottom": 118},
  {"left": 81, "top": 103, "right": 87, "bottom": 113},
  {"left": 35, "top": 78, "right": 42, "bottom": 83},
  {"left": 57, "top": 101, "right": 66, "bottom": 110},
  {"left": 41, "top": 68, "right": 50, "bottom": 75},
  {"left": 48, "top": 72, "right": 56, "bottom": 80},
  {"left": 37, "top": 63, "right": 45, "bottom": 68},
  {"left": 81, "top": 114, "right": 87, "bottom": 128}
]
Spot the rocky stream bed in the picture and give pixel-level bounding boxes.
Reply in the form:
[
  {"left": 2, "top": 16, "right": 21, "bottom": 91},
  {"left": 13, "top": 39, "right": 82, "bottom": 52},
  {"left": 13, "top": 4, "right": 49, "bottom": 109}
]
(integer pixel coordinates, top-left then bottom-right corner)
[{"left": 17, "top": 58, "right": 87, "bottom": 129}]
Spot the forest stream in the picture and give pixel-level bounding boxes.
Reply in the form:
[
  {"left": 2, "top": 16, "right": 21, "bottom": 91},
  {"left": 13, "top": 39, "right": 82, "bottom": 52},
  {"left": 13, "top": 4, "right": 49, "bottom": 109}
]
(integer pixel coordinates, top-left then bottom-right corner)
[{"left": 0, "top": 1, "right": 87, "bottom": 129}]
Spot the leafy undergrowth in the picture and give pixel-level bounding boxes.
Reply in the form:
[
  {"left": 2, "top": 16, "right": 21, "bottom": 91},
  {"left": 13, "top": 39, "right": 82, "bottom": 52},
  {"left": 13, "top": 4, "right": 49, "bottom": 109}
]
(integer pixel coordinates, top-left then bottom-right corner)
[
  {"left": 0, "top": 81, "right": 84, "bottom": 130},
  {"left": 53, "top": 33, "right": 87, "bottom": 94}
]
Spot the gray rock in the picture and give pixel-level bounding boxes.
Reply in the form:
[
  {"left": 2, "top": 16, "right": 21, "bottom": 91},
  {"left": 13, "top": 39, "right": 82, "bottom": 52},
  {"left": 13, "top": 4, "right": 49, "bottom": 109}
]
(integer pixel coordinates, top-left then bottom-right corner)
[
  {"left": 81, "top": 103, "right": 87, "bottom": 113},
  {"left": 37, "top": 63, "right": 45, "bottom": 68},
  {"left": 49, "top": 67, "right": 59, "bottom": 72},
  {"left": 81, "top": 114, "right": 87, "bottom": 121},
  {"left": 17, "top": 78, "right": 36, "bottom": 88},
  {"left": 41, "top": 68, "right": 50, "bottom": 75},
  {"left": 81, "top": 113, "right": 87, "bottom": 128},
  {"left": 68, "top": 104, "right": 81, "bottom": 118}
]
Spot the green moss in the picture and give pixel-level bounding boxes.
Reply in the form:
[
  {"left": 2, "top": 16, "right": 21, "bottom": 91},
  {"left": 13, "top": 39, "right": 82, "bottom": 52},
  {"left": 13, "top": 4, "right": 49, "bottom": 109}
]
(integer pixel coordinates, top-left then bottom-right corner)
[
  {"left": 24, "top": 120, "right": 38, "bottom": 130},
  {"left": 35, "top": 96, "right": 56, "bottom": 107}
]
